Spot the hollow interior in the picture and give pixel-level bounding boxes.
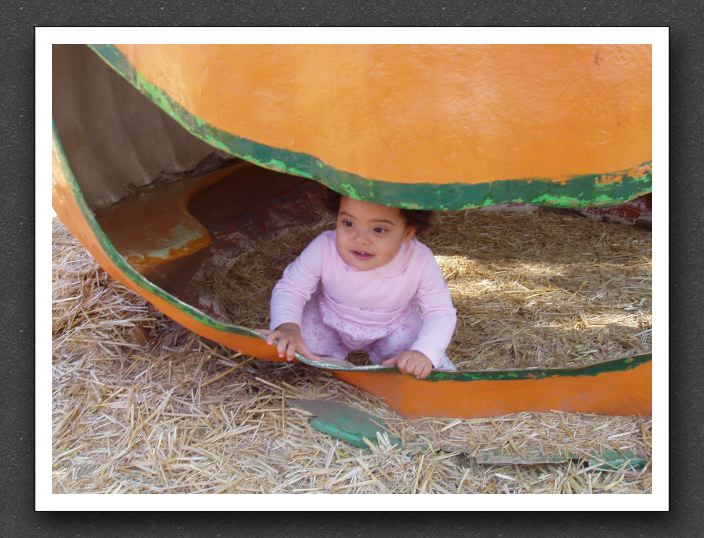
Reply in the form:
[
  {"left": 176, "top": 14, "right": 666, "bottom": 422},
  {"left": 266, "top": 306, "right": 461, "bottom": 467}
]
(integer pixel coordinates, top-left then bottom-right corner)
[
  {"left": 52, "top": 43, "right": 329, "bottom": 299},
  {"left": 52, "top": 45, "right": 652, "bottom": 371}
]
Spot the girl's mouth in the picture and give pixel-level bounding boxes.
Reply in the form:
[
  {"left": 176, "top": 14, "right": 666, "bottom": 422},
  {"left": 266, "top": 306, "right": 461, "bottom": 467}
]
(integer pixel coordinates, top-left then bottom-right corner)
[{"left": 351, "top": 250, "right": 374, "bottom": 260}]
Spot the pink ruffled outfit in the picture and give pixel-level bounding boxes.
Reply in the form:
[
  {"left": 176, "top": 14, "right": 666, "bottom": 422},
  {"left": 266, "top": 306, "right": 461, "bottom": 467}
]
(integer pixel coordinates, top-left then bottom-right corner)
[{"left": 269, "top": 231, "right": 457, "bottom": 369}]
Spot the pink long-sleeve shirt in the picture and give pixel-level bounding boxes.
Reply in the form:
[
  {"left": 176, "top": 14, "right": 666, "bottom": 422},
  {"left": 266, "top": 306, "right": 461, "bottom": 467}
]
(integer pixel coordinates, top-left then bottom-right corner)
[{"left": 269, "top": 231, "right": 457, "bottom": 366}]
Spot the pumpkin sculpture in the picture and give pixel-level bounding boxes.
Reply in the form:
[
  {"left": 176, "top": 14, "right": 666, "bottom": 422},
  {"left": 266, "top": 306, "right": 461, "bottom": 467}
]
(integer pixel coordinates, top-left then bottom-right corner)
[{"left": 52, "top": 44, "right": 652, "bottom": 418}]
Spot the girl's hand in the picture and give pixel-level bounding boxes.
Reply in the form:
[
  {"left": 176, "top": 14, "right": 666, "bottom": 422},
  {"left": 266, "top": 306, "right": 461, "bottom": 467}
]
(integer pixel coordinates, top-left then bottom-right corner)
[
  {"left": 261, "top": 323, "right": 322, "bottom": 362},
  {"left": 382, "top": 350, "right": 433, "bottom": 379}
]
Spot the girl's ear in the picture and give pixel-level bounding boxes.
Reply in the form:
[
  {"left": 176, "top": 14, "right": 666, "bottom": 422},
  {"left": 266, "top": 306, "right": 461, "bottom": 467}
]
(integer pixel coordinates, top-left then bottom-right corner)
[{"left": 402, "top": 226, "right": 416, "bottom": 242}]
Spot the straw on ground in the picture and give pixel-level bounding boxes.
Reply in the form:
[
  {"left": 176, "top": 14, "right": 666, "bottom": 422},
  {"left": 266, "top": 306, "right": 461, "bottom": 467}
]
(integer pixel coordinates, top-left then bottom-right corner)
[{"left": 52, "top": 207, "right": 651, "bottom": 494}]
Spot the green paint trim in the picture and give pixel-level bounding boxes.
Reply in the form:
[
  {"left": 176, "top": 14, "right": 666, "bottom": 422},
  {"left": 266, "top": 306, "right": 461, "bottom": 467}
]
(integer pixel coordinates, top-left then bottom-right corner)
[
  {"left": 88, "top": 44, "right": 652, "bottom": 211},
  {"left": 53, "top": 124, "right": 652, "bottom": 382},
  {"left": 421, "top": 353, "right": 651, "bottom": 382}
]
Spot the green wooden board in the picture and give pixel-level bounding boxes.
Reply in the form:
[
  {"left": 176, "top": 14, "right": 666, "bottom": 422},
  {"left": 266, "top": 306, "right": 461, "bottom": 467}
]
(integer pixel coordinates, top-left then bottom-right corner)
[
  {"left": 474, "top": 447, "right": 647, "bottom": 471},
  {"left": 290, "top": 399, "right": 402, "bottom": 449}
]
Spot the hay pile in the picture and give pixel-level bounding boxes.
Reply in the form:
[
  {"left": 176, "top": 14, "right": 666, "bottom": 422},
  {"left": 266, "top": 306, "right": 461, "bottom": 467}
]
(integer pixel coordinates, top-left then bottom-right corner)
[
  {"left": 191, "top": 201, "right": 651, "bottom": 370},
  {"left": 52, "top": 213, "right": 652, "bottom": 494}
]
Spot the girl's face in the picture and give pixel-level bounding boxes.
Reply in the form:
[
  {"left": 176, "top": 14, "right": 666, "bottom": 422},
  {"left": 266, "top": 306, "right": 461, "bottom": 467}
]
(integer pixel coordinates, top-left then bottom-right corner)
[{"left": 335, "top": 197, "right": 415, "bottom": 271}]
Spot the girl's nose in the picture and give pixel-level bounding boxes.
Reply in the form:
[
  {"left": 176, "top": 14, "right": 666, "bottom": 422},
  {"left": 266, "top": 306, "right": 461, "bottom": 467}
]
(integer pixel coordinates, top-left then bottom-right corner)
[{"left": 355, "top": 230, "right": 371, "bottom": 244}]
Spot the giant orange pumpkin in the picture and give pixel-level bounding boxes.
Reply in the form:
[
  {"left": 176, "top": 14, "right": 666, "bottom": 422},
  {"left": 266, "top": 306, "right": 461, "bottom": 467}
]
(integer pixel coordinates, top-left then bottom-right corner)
[{"left": 52, "top": 44, "right": 652, "bottom": 418}]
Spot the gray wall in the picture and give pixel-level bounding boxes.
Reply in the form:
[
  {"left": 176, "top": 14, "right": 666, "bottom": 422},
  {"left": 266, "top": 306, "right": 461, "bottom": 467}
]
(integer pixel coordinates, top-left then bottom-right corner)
[{"left": 53, "top": 44, "right": 229, "bottom": 209}]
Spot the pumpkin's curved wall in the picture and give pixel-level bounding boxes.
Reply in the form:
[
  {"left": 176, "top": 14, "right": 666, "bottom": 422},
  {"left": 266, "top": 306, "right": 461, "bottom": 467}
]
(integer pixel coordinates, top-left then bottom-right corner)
[{"left": 52, "top": 44, "right": 227, "bottom": 210}]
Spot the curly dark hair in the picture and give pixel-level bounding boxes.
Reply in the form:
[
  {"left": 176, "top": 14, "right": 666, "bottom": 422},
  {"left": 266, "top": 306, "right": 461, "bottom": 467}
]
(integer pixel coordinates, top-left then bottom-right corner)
[{"left": 323, "top": 190, "right": 434, "bottom": 236}]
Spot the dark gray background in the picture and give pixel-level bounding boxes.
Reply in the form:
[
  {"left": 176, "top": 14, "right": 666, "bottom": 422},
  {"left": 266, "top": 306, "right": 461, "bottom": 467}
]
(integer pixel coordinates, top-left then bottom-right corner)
[{"left": 2, "top": 0, "right": 701, "bottom": 535}]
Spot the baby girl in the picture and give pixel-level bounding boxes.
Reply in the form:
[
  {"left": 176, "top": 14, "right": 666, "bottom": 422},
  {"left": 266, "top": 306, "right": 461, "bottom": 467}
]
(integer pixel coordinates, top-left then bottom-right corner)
[{"left": 264, "top": 193, "right": 456, "bottom": 379}]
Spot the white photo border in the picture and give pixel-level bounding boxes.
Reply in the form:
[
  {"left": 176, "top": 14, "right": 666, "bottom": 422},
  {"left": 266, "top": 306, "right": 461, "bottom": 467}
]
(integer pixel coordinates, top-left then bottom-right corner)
[{"left": 37, "top": 26, "right": 668, "bottom": 511}]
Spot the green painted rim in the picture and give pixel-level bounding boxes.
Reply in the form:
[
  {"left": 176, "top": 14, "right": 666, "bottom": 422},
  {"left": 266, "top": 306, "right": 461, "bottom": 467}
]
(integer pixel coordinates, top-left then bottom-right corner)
[
  {"left": 418, "top": 353, "right": 651, "bottom": 382},
  {"left": 88, "top": 44, "right": 652, "bottom": 211}
]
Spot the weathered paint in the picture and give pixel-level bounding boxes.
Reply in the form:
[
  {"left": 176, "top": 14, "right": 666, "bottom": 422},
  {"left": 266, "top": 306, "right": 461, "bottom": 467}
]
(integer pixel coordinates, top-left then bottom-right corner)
[
  {"left": 423, "top": 354, "right": 650, "bottom": 382},
  {"left": 291, "top": 399, "right": 402, "bottom": 449},
  {"left": 333, "top": 358, "right": 651, "bottom": 419},
  {"left": 94, "top": 165, "right": 244, "bottom": 274},
  {"left": 579, "top": 193, "right": 652, "bottom": 227},
  {"left": 88, "top": 44, "right": 652, "bottom": 211},
  {"left": 53, "top": 125, "right": 651, "bottom": 419}
]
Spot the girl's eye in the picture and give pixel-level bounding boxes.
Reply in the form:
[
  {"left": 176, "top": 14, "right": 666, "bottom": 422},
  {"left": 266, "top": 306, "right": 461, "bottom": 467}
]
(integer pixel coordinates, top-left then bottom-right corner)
[
  {"left": 341, "top": 219, "right": 353, "bottom": 228},
  {"left": 373, "top": 227, "right": 387, "bottom": 234}
]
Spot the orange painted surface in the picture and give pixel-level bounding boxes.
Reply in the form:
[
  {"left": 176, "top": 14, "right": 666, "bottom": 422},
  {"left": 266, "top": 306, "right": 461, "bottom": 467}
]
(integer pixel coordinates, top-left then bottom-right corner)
[
  {"left": 95, "top": 164, "right": 245, "bottom": 274},
  {"left": 334, "top": 361, "right": 652, "bottom": 419},
  {"left": 115, "top": 44, "right": 652, "bottom": 184}
]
